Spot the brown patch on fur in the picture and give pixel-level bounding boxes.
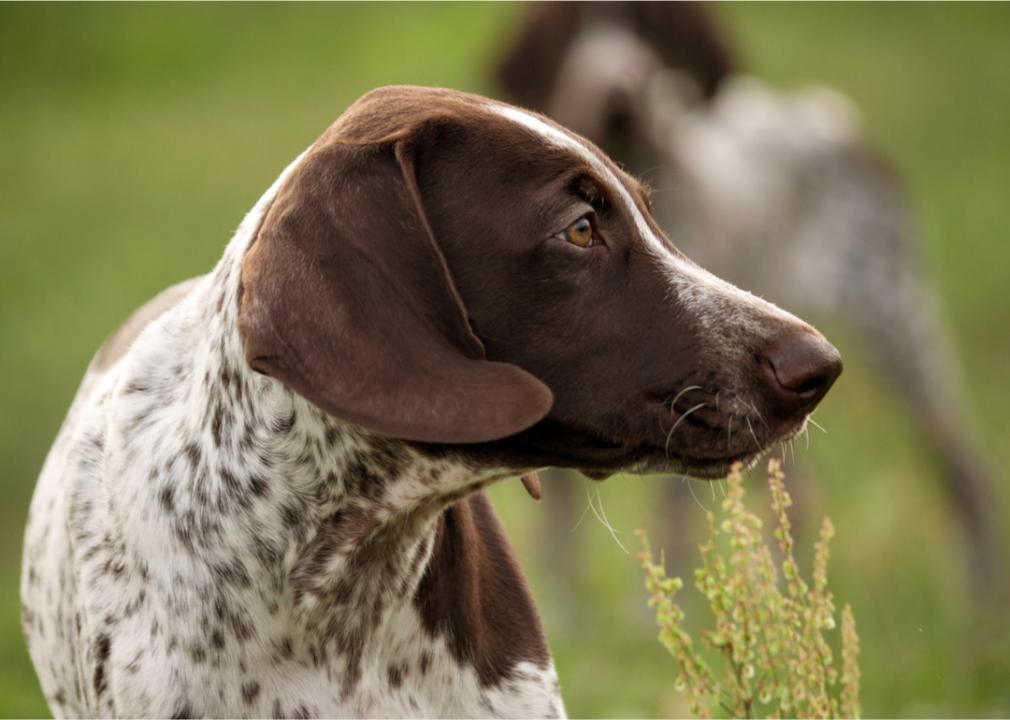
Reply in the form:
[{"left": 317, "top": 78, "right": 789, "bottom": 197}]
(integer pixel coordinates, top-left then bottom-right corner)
[
  {"left": 241, "top": 681, "right": 260, "bottom": 705},
  {"left": 416, "top": 492, "right": 550, "bottom": 686},
  {"left": 93, "top": 633, "right": 110, "bottom": 697}
]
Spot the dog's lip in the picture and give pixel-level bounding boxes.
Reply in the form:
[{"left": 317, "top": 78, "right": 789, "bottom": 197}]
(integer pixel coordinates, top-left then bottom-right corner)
[
  {"left": 543, "top": 402, "right": 823, "bottom": 479},
  {"left": 641, "top": 446, "right": 765, "bottom": 479},
  {"left": 531, "top": 416, "right": 767, "bottom": 480},
  {"left": 656, "top": 413, "right": 813, "bottom": 478}
]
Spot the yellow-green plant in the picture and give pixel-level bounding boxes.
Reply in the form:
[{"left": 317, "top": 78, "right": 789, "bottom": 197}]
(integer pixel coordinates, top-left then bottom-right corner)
[{"left": 639, "top": 459, "right": 861, "bottom": 719}]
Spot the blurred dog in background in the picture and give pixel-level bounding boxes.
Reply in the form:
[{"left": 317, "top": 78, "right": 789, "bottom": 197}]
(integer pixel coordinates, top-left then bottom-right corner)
[{"left": 497, "top": 1, "right": 996, "bottom": 590}]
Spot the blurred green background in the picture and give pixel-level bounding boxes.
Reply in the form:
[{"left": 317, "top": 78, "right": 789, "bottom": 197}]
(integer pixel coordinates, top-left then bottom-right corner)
[{"left": 1, "top": 3, "right": 1008, "bottom": 717}]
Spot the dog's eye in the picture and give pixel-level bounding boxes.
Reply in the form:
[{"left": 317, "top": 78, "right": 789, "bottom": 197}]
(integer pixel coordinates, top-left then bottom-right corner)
[{"left": 561, "top": 217, "right": 596, "bottom": 248}]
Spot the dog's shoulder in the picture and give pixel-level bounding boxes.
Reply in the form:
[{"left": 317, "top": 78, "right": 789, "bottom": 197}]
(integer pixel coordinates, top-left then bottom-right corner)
[
  {"left": 92, "top": 276, "right": 204, "bottom": 374},
  {"left": 21, "top": 275, "right": 209, "bottom": 715}
]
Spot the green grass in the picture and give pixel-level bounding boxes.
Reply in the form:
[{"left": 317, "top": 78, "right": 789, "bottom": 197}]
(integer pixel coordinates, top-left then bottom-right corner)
[{"left": 1, "top": 3, "right": 1009, "bottom": 717}]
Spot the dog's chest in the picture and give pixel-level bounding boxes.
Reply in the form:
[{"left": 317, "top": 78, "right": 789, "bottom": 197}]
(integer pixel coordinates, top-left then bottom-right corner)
[
  {"left": 105, "top": 598, "right": 560, "bottom": 718},
  {"left": 21, "top": 330, "right": 564, "bottom": 718},
  {"left": 24, "top": 426, "right": 564, "bottom": 718}
]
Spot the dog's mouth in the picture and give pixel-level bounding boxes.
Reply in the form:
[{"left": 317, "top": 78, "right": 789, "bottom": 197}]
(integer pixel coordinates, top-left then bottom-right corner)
[
  {"left": 513, "top": 415, "right": 777, "bottom": 481},
  {"left": 430, "top": 393, "right": 808, "bottom": 482},
  {"left": 513, "top": 387, "right": 813, "bottom": 480}
]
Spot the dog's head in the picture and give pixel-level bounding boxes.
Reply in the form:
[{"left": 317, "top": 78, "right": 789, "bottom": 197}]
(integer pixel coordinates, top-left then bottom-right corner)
[{"left": 239, "top": 86, "right": 840, "bottom": 479}]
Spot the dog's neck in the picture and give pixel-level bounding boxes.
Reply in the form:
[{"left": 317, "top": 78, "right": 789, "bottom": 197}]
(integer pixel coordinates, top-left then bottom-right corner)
[
  {"left": 111, "top": 286, "right": 547, "bottom": 707},
  {"left": 194, "top": 148, "right": 499, "bottom": 517}
]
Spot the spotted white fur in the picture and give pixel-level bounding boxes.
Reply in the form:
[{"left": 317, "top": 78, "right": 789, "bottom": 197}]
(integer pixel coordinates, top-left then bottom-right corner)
[{"left": 21, "top": 145, "right": 564, "bottom": 718}]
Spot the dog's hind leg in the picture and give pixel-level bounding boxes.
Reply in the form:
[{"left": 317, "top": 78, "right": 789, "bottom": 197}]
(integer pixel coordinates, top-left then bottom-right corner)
[{"left": 839, "top": 155, "right": 998, "bottom": 591}]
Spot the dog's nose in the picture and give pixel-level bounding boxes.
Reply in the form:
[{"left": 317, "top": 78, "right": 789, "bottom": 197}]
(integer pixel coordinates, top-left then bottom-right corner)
[{"left": 760, "top": 330, "right": 842, "bottom": 416}]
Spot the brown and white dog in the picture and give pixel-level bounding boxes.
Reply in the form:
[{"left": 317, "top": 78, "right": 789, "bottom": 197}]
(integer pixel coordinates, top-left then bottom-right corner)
[{"left": 21, "top": 86, "right": 839, "bottom": 718}]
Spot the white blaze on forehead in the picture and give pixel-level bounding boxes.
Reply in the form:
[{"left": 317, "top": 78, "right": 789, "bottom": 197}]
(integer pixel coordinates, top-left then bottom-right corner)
[
  {"left": 489, "top": 104, "right": 659, "bottom": 250},
  {"left": 486, "top": 103, "right": 801, "bottom": 326}
]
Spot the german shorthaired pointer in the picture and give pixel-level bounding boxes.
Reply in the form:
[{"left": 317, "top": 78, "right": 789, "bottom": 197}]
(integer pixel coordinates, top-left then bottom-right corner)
[{"left": 21, "top": 86, "right": 840, "bottom": 718}]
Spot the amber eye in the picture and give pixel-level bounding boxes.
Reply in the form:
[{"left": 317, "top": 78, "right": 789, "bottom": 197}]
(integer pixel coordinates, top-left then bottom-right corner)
[{"left": 562, "top": 216, "right": 595, "bottom": 248}]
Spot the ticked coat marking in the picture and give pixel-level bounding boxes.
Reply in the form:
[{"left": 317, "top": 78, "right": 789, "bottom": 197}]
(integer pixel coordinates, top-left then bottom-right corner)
[
  {"left": 21, "top": 147, "right": 559, "bottom": 718},
  {"left": 21, "top": 86, "right": 840, "bottom": 718}
]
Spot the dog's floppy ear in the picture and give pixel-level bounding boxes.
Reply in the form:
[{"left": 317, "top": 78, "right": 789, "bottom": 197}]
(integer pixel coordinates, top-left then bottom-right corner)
[
  {"left": 624, "top": 1, "right": 736, "bottom": 100},
  {"left": 239, "top": 118, "right": 553, "bottom": 444},
  {"left": 497, "top": 2, "right": 581, "bottom": 112}
]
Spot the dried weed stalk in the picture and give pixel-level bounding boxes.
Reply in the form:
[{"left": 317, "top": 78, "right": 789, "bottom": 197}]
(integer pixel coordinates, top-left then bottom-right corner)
[{"left": 639, "top": 459, "right": 861, "bottom": 719}]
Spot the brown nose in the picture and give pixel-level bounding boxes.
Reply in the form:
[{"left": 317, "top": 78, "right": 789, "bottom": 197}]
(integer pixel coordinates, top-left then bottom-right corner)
[{"left": 760, "top": 330, "right": 842, "bottom": 416}]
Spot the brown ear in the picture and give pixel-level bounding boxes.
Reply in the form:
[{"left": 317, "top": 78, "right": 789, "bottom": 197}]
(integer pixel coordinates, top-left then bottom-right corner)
[
  {"left": 624, "top": 2, "right": 736, "bottom": 100},
  {"left": 239, "top": 129, "right": 553, "bottom": 444},
  {"left": 497, "top": 2, "right": 582, "bottom": 111}
]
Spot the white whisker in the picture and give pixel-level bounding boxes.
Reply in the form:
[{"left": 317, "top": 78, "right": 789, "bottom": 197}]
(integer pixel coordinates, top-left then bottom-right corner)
[
  {"left": 587, "top": 486, "right": 628, "bottom": 554},
  {"left": 684, "top": 476, "right": 710, "bottom": 513},
  {"left": 572, "top": 490, "right": 593, "bottom": 532},
  {"left": 808, "top": 416, "right": 828, "bottom": 434},
  {"left": 668, "top": 385, "right": 703, "bottom": 413},
  {"left": 744, "top": 399, "right": 769, "bottom": 430},
  {"left": 745, "top": 416, "right": 760, "bottom": 450},
  {"left": 664, "top": 402, "right": 707, "bottom": 456}
]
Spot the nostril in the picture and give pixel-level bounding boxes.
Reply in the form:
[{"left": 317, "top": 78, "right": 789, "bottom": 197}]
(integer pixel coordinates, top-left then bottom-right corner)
[
  {"left": 789, "top": 374, "right": 828, "bottom": 398},
  {"left": 761, "top": 331, "right": 843, "bottom": 410}
]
